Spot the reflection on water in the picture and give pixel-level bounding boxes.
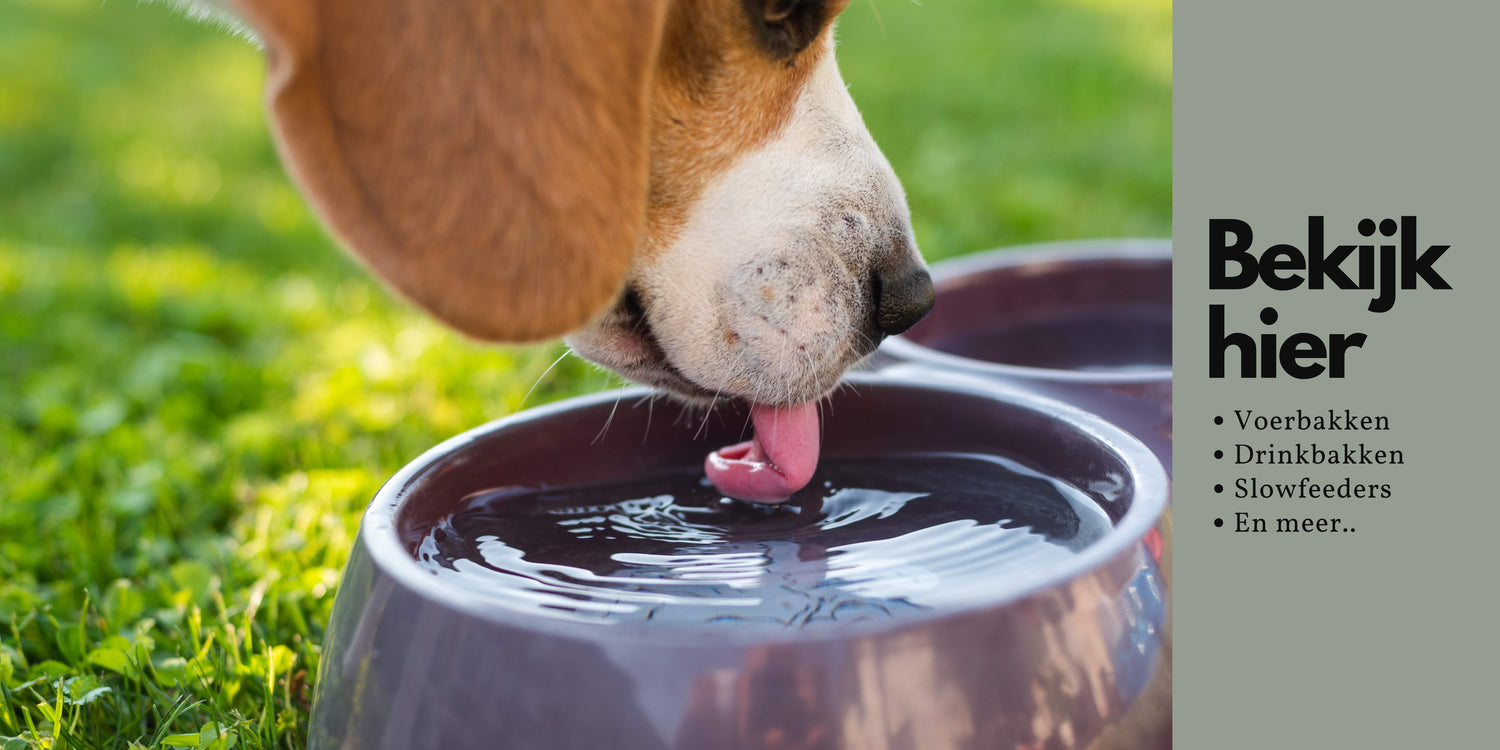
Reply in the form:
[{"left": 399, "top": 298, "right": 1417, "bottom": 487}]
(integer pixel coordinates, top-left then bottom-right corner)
[{"left": 415, "top": 453, "right": 1112, "bottom": 629}]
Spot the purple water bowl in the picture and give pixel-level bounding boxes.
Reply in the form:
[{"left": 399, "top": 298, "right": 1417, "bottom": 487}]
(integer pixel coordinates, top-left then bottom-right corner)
[{"left": 308, "top": 372, "right": 1171, "bottom": 750}]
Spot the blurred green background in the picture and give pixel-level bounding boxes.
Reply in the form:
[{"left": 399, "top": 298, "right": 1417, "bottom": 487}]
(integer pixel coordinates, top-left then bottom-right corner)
[{"left": 0, "top": 0, "right": 1169, "bottom": 746}]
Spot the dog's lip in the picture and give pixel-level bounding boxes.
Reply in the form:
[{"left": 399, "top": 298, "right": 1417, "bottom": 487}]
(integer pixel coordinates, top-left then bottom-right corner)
[
  {"left": 653, "top": 360, "right": 721, "bottom": 402},
  {"left": 631, "top": 331, "right": 864, "bottom": 409},
  {"left": 585, "top": 288, "right": 871, "bottom": 407},
  {"left": 617, "top": 310, "right": 721, "bottom": 403}
]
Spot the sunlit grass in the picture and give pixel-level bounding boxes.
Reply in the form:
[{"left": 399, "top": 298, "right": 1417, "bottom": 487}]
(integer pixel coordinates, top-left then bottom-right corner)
[
  {"left": 0, "top": 0, "right": 1169, "bottom": 746},
  {"left": 839, "top": 0, "right": 1171, "bottom": 259}
]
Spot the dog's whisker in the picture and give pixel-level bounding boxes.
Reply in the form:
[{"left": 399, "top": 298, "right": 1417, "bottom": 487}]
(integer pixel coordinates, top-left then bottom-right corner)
[
  {"left": 801, "top": 347, "right": 819, "bottom": 395},
  {"left": 676, "top": 400, "right": 699, "bottom": 429},
  {"left": 834, "top": 377, "right": 864, "bottom": 416},
  {"left": 864, "top": 0, "right": 889, "bottom": 37},
  {"left": 776, "top": 332, "right": 791, "bottom": 406},
  {"left": 516, "top": 348, "right": 573, "bottom": 413},
  {"left": 816, "top": 396, "right": 827, "bottom": 443},
  {"left": 641, "top": 391, "right": 659, "bottom": 446},
  {"left": 693, "top": 391, "right": 720, "bottom": 441},
  {"left": 592, "top": 383, "right": 627, "bottom": 444},
  {"left": 740, "top": 402, "right": 755, "bottom": 442}
]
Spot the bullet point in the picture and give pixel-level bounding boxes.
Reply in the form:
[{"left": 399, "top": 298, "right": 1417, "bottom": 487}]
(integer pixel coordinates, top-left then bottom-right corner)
[
  {"left": 1214, "top": 415, "right": 1224, "bottom": 425},
  {"left": 1214, "top": 484, "right": 1223, "bottom": 493},
  {"left": 1214, "top": 450, "right": 1224, "bottom": 459},
  {"left": 1214, "top": 518, "right": 1224, "bottom": 527}
]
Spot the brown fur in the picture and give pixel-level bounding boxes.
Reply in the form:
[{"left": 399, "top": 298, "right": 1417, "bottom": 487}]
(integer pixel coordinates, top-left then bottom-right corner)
[
  {"left": 228, "top": 0, "right": 848, "bottom": 342},
  {"left": 644, "top": 0, "right": 846, "bottom": 255},
  {"left": 229, "top": 0, "right": 667, "bottom": 342}
]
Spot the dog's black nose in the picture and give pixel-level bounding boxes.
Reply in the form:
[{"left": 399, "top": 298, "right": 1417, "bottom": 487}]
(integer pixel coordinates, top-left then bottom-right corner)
[{"left": 874, "top": 264, "right": 935, "bottom": 336}]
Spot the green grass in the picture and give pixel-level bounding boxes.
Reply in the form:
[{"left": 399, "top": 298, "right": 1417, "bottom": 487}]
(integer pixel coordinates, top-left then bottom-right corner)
[{"left": 0, "top": 0, "right": 1169, "bottom": 746}]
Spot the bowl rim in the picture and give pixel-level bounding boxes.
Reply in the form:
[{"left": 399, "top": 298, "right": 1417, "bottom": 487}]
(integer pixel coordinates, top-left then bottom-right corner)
[
  {"left": 355, "top": 371, "right": 1169, "bottom": 647},
  {"left": 882, "top": 238, "right": 1173, "bottom": 384}
]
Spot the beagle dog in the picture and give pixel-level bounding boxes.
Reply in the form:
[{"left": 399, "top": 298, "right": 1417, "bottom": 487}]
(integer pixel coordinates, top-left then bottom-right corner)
[{"left": 192, "top": 0, "right": 934, "bottom": 501}]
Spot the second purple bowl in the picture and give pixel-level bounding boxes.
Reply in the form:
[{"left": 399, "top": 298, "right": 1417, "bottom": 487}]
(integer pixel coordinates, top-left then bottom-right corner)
[{"left": 880, "top": 239, "right": 1173, "bottom": 473}]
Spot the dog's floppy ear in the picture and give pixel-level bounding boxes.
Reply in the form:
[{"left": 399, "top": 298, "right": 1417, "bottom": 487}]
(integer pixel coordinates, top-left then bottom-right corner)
[{"left": 228, "top": 0, "right": 668, "bottom": 341}]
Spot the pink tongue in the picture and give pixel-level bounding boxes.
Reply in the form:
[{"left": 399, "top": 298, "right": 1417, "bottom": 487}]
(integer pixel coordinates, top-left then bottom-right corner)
[{"left": 704, "top": 402, "right": 821, "bottom": 503}]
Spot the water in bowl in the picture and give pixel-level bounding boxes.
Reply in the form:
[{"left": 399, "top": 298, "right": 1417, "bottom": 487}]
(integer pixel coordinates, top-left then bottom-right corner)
[{"left": 415, "top": 452, "right": 1113, "bottom": 630}]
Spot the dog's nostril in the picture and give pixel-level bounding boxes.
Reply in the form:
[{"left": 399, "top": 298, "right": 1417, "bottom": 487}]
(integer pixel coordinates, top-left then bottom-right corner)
[{"left": 874, "top": 266, "right": 935, "bottom": 337}]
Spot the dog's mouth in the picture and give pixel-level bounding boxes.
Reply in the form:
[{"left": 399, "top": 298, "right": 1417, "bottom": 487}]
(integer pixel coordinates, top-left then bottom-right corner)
[
  {"left": 588, "top": 288, "right": 721, "bottom": 401},
  {"left": 703, "top": 401, "right": 821, "bottom": 503},
  {"left": 564, "top": 290, "right": 833, "bottom": 504}
]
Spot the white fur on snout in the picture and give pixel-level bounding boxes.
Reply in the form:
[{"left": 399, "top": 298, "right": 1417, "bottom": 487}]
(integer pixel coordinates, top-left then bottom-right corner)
[{"left": 627, "top": 38, "right": 923, "bottom": 406}]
